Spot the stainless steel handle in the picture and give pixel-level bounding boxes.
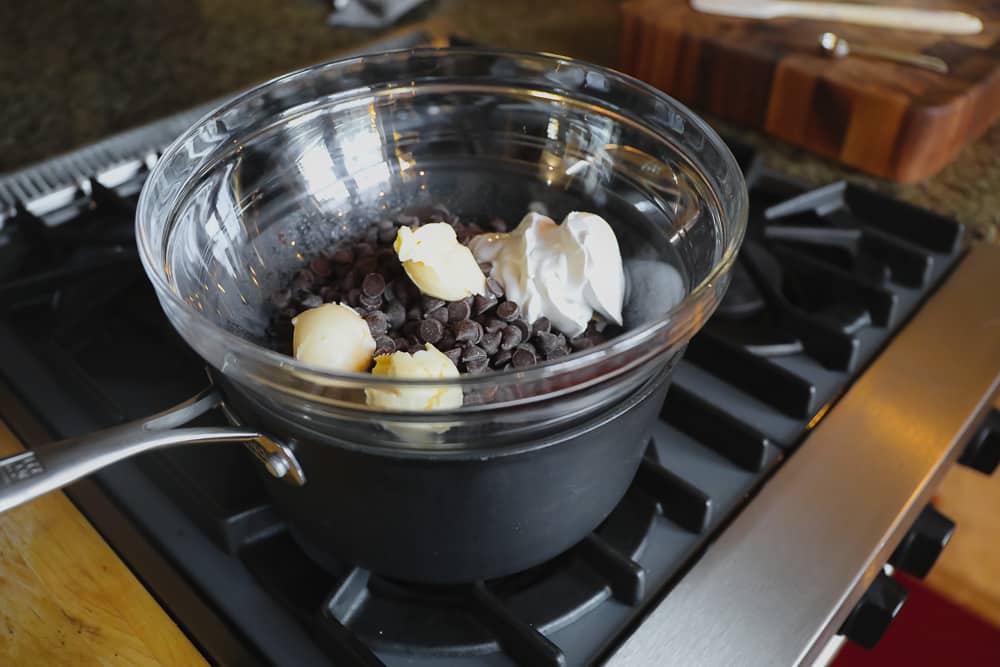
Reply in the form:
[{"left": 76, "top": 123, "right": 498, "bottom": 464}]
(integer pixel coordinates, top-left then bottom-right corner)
[{"left": 0, "top": 388, "right": 302, "bottom": 514}]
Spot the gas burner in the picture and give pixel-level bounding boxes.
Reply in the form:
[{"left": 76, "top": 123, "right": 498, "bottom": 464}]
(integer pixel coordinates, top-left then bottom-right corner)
[
  {"left": 698, "top": 174, "right": 961, "bottom": 376},
  {"left": 214, "top": 442, "right": 710, "bottom": 666},
  {"left": 314, "top": 486, "right": 656, "bottom": 665}
]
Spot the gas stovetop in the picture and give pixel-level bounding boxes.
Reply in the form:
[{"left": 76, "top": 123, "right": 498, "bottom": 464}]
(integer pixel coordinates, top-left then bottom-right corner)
[{"left": 2, "top": 32, "right": 1000, "bottom": 667}]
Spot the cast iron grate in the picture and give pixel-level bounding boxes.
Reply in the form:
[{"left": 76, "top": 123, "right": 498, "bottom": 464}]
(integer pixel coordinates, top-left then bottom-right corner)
[{"left": 678, "top": 161, "right": 964, "bottom": 449}]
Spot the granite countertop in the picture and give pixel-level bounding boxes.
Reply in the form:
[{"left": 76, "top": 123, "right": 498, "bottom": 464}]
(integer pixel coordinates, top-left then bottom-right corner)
[{"left": 1, "top": 0, "right": 997, "bottom": 240}]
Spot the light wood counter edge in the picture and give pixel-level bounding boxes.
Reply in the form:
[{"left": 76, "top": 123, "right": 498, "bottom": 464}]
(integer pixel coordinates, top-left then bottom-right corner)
[{"left": 0, "top": 419, "right": 207, "bottom": 666}]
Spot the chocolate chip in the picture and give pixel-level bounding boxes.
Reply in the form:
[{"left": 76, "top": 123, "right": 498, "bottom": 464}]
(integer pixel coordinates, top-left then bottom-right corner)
[
  {"left": 355, "top": 242, "right": 375, "bottom": 257},
  {"left": 365, "top": 226, "right": 379, "bottom": 244},
  {"left": 462, "top": 344, "right": 488, "bottom": 365},
  {"left": 340, "top": 270, "right": 357, "bottom": 291},
  {"left": 492, "top": 349, "right": 512, "bottom": 367},
  {"left": 320, "top": 286, "right": 339, "bottom": 303},
  {"left": 439, "top": 331, "right": 456, "bottom": 350},
  {"left": 514, "top": 319, "right": 532, "bottom": 339},
  {"left": 464, "top": 358, "right": 489, "bottom": 375},
  {"left": 355, "top": 255, "right": 378, "bottom": 275},
  {"left": 512, "top": 344, "right": 537, "bottom": 368},
  {"left": 447, "top": 300, "right": 471, "bottom": 322},
  {"left": 386, "top": 301, "right": 406, "bottom": 328},
  {"left": 547, "top": 346, "right": 569, "bottom": 360},
  {"left": 292, "top": 269, "right": 315, "bottom": 290},
  {"left": 377, "top": 219, "right": 394, "bottom": 231},
  {"left": 269, "top": 321, "right": 293, "bottom": 342},
  {"left": 395, "top": 284, "right": 411, "bottom": 307},
  {"left": 363, "top": 310, "right": 389, "bottom": 336},
  {"left": 473, "top": 294, "right": 497, "bottom": 316},
  {"left": 382, "top": 281, "right": 397, "bottom": 302},
  {"left": 406, "top": 280, "right": 423, "bottom": 301},
  {"left": 271, "top": 288, "right": 292, "bottom": 308},
  {"left": 454, "top": 319, "right": 483, "bottom": 345},
  {"left": 407, "top": 305, "right": 423, "bottom": 322},
  {"left": 481, "top": 330, "right": 501, "bottom": 355},
  {"left": 402, "top": 320, "right": 421, "bottom": 339},
  {"left": 310, "top": 256, "right": 333, "bottom": 278},
  {"left": 500, "top": 325, "right": 523, "bottom": 351},
  {"left": 329, "top": 247, "right": 354, "bottom": 264},
  {"left": 425, "top": 308, "right": 449, "bottom": 324},
  {"left": 359, "top": 293, "right": 382, "bottom": 310},
  {"left": 571, "top": 336, "right": 598, "bottom": 351},
  {"left": 496, "top": 301, "right": 519, "bottom": 321},
  {"left": 422, "top": 296, "right": 446, "bottom": 313},
  {"left": 361, "top": 273, "right": 386, "bottom": 298},
  {"left": 376, "top": 247, "right": 397, "bottom": 267},
  {"left": 534, "top": 331, "right": 561, "bottom": 354},
  {"left": 374, "top": 336, "right": 396, "bottom": 356},
  {"left": 300, "top": 293, "right": 323, "bottom": 309},
  {"left": 379, "top": 226, "right": 398, "bottom": 244},
  {"left": 347, "top": 288, "right": 362, "bottom": 307},
  {"left": 419, "top": 318, "right": 445, "bottom": 344},
  {"left": 484, "top": 318, "right": 506, "bottom": 334},
  {"left": 396, "top": 213, "right": 420, "bottom": 227},
  {"left": 393, "top": 336, "right": 409, "bottom": 351},
  {"left": 532, "top": 317, "right": 551, "bottom": 335},
  {"left": 486, "top": 277, "right": 505, "bottom": 298},
  {"left": 443, "top": 347, "right": 463, "bottom": 366}
]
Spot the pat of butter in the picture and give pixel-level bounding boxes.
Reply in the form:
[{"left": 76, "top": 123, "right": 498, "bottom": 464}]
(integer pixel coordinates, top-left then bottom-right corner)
[
  {"left": 394, "top": 223, "right": 486, "bottom": 301},
  {"left": 365, "top": 344, "right": 463, "bottom": 411},
  {"left": 292, "top": 303, "right": 376, "bottom": 373}
]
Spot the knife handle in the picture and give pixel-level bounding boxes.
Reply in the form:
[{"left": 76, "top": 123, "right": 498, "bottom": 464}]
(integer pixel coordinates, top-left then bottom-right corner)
[{"left": 780, "top": 2, "right": 983, "bottom": 35}]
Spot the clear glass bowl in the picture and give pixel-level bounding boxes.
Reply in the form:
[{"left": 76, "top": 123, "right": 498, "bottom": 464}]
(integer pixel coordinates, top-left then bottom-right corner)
[{"left": 136, "top": 48, "right": 747, "bottom": 450}]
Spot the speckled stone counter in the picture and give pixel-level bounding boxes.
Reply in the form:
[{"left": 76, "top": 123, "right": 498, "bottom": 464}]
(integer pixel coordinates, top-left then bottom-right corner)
[{"left": 2, "top": 0, "right": 997, "bottom": 239}]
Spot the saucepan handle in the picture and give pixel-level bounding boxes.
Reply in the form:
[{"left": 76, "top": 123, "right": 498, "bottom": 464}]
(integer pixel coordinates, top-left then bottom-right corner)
[{"left": 0, "top": 388, "right": 305, "bottom": 515}]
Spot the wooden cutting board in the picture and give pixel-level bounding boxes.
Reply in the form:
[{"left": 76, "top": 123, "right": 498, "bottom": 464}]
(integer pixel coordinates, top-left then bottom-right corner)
[
  {"left": 619, "top": 0, "right": 1000, "bottom": 182},
  {"left": 0, "top": 420, "right": 207, "bottom": 666}
]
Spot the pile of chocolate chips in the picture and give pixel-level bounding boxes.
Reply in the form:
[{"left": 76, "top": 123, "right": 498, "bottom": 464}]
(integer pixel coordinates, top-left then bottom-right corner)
[{"left": 268, "top": 206, "right": 617, "bottom": 374}]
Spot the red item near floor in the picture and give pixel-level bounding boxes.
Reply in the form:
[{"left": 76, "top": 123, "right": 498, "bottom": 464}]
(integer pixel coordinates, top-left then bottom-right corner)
[{"left": 833, "top": 573, "right": 1000, "bottom": 666}]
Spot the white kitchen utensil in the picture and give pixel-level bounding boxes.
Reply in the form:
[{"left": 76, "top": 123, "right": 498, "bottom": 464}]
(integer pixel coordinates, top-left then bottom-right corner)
[{"left": 691, "top": 0, "right": 983, "bottom": 35}]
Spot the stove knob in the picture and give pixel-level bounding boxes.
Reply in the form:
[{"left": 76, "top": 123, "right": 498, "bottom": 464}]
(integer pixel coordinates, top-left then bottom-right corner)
[
  {"left": 889, "top": 505, "right": 955, "bottom": 578},
  {"left": 840, "top": 571, "right": 908, "bottom": 649},
  {"left": 959, "top": 409, "right": 1000, "bottom": 475}
]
